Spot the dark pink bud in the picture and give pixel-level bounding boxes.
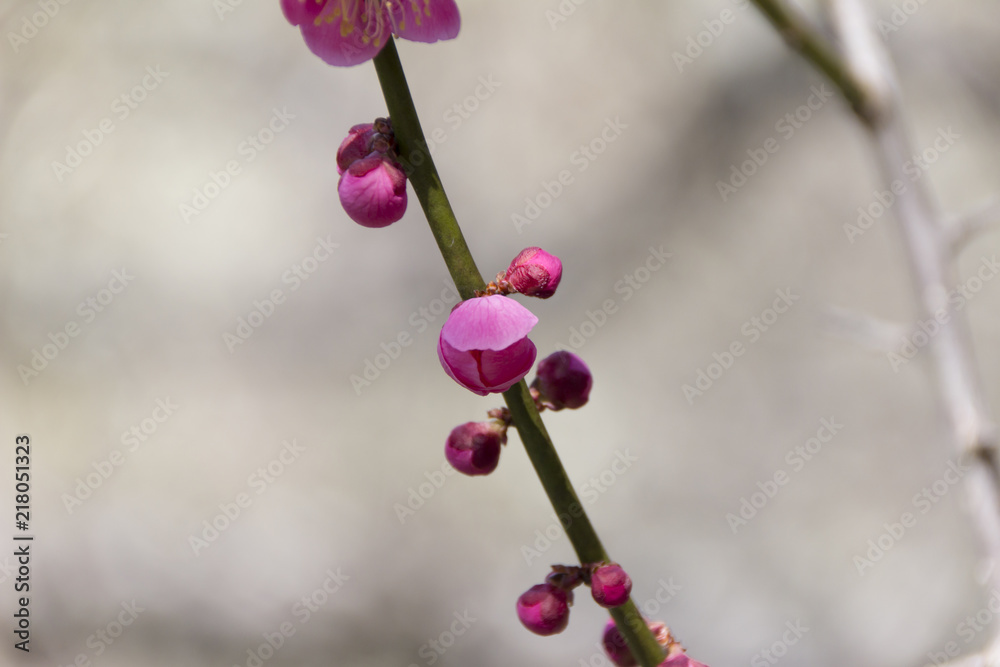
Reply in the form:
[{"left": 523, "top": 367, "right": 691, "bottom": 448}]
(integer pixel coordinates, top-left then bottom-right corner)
[
  {"left": 602, "top": 619, "right": 670, "bottom": 667},
  {"left": 336, "top": 123, "right": 376, "bottom": 175},
  {"left": 590, "top": 564, "right": 632, "bottom": 608},
  {"left": 337, "top": 154, "right": 407, "bottom": 228},
  {"left": 280, "top": 0, "right": 327, "bottom": 26},
  {"left": 602, "top": 620, "right": 637, "bottom": 667},
  {"left": 532, "top": 350, "right": 592, "bottom": 410},
  {"left": 516, "top": 583, "right": 571, "bottom": 636},
  {"left": 437, "top": 295, "right": 538, "bottom": 396},
  {"left": 505, "top": 247, "right": 562, "bottom": 298},
  {"left": 445, "top": 421, "right": 506, "bottom": 476}
]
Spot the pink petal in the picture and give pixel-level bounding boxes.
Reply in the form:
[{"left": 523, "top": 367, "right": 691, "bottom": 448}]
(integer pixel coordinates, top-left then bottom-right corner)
[
  {"left": 337, "top": 155, "right": 407, "bottom": 227},
  {"left": 336, "top": 123, "right": 375, "bottom": 175},
  {"left": 438, "top": 338, "right": 489, "bottom": 396},
  {"left": 437, "top": 337, "right": 536, "bottom": 395},
  {"left": 281, "top": 0, "right": 327, "bottom": 26},
  {"left": 440, "top": 295, "right": 538, "bottom": 352},
  {"left": 298, "top": 3, "right": 388, "bottom": 67},
  {"left": 477, "top": 338, "right": 536, "bottom": 392},
  {"left": 389, "top": 0, "right": 461, "bottom": 43}
]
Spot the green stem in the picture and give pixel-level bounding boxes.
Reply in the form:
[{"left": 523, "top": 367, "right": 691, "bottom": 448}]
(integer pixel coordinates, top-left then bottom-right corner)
[
  {"left": 372, "top": 39, "right": 665, "bottom": 667},
  {"left": 372, "top": 40, "right": 484, "bottom": 300}
]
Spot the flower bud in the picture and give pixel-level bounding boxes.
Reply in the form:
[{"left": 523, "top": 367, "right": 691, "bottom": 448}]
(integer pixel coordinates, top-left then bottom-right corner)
[
  {"left": 516, "top": 583, "right": 571, "bottom": 636},
  {"left": 336, "top": 123, "right": 376, "bottom": 175},
  {"left": 445, "top": 421, "right": 506, "bottom": 476},
  {"left": 337, "top": 154, "right": 408, "bottom": 228},
  {"left": 590, "top": 563, "right": 632, "bottom": 608},
  {"left": 438, "top": 295, "right": 538, "bottom": 396},
  {"left": 602, "top": 620, "right": 638, "bottom": 667},
  {"left": 602, "top": 619, "right": 670, "bottom": 667},
  {"left": 532, "top": 350, "right": 592, "bottom": 410},
  {"left": 504, "top": 247, "right": 562, "bottom": 298}
]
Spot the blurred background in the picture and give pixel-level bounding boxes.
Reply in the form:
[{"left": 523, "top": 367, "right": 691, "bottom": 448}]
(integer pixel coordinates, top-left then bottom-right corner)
[{"left": 3, "top": 0, "right": 1000, "bottom": 665}]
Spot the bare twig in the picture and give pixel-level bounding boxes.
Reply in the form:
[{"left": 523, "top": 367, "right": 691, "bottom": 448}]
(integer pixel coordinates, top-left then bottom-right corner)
[
  {"left": 749, "top": 0, "right": 1000, "bottom": 663},
  {"left": 748, "top": 0, "right": 877, "bottom": 120},
  {"left": 822, "top": 305, "right": 908, "bottom": 353},
  {"left": 947, "top": 196, "right": 1000, "bottom": 254}
]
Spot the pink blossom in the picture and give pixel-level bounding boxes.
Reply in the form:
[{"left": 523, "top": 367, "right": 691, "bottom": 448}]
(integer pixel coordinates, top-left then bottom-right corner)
[
  {"left": 337, "top": 154, "right": 407, "bottom": 227},
  {"left": 281, "top": 0, "right": 461, "bottom": 67},
  {"left": 437, "top": 295, "right": 538, "bottom": 396}
]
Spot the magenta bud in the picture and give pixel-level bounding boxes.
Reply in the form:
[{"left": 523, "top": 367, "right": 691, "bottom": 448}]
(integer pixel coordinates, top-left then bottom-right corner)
[
  {"left": 516, "top": 583, "right": 571, "bottom": 636},
  {"left": 504, "top": 247, "right": 562, "bottom": 298},
  {"left": 337, "top": 154, "right": 408, "bottom": 228},
  {"left": 590, "top": 563, "right": 632, "bottom": 608},
  {"left": 602, "top": 619, "right": 670, "bottom": 667},
  {"left": 336, "top": 123, "right": 376, "bottom": 175},
  {"left": 532, "top": 350, "right": 593, "bottom": 410},
  {"left": 602, "top": 620, "right": 638, "bottom": 667},
  {"left": 445, "top": 421, "right": 506, "bottom": 476}
]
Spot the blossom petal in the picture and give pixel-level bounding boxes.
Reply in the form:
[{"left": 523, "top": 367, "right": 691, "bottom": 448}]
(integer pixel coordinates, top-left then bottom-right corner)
[
  {"left": 437, "top": 337, "right": 535, "bottom": 395},
  {"left": 440, "top": 295, "right": 538, "bottom": 352},
  {"left": 477, "top": 338, "right": 536, "bottom": 392},
  {"left": 281, "top": 0, "right": 326, "bottom": 26},
  {"left": 337, "top": 155, "right": 407, "bottom": 227},
  {"left": 298, "top": 4, "right": 388, "bottom": 67},
  {"left": 389, "top": 0, "right": 461, "bottom": 43},
  {"left": 438, "top": 338, "right": 489, "bottom": 396}
]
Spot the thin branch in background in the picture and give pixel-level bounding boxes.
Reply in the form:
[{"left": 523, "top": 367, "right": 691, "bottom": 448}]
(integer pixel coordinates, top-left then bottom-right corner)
[
  {"left": 750, "top": 0, "right": 1000, "bottom": 663},
  {"left": 821, "top": 305, "right": 908, "bottom": 353},
  {"left": 947, "top": 196, "right": 1000, "bottom": 255}
]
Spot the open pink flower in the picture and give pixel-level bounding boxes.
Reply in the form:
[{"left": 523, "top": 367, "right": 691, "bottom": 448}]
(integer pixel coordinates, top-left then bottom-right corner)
[
  {"left": 281, "top": 0, "right": 461, "bottom": 67},
  {"left": 437, "top": 295, "right": 538, "bottom": 396}
]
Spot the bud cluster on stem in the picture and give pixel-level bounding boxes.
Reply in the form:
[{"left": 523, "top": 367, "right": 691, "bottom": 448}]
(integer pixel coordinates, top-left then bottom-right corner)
[{"left": 369, "top": 37, "right": 672, "bottom": 667}]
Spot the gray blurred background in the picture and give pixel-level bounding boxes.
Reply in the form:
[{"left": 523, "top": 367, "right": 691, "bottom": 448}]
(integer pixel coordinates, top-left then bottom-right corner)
[{"left": 3, "top": 0, "right": 1000, "bottom": 665}]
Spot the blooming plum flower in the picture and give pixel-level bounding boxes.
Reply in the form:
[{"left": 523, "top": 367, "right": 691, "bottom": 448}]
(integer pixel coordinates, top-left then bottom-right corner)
[
  {"left": 437, "top": 295, "right": 538, "bottom": 396},
  {"left": 516, "top": 583, "right": 571, "bottom": 636},
  {"left": 505, "top": 247, "right": 562, "bottom": 298},
  {"left": 281, "top": 0, "right": 461, "bottom": 67},
  {"left": 445, "top": 421, "right": 506, "bottom": 476}
]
